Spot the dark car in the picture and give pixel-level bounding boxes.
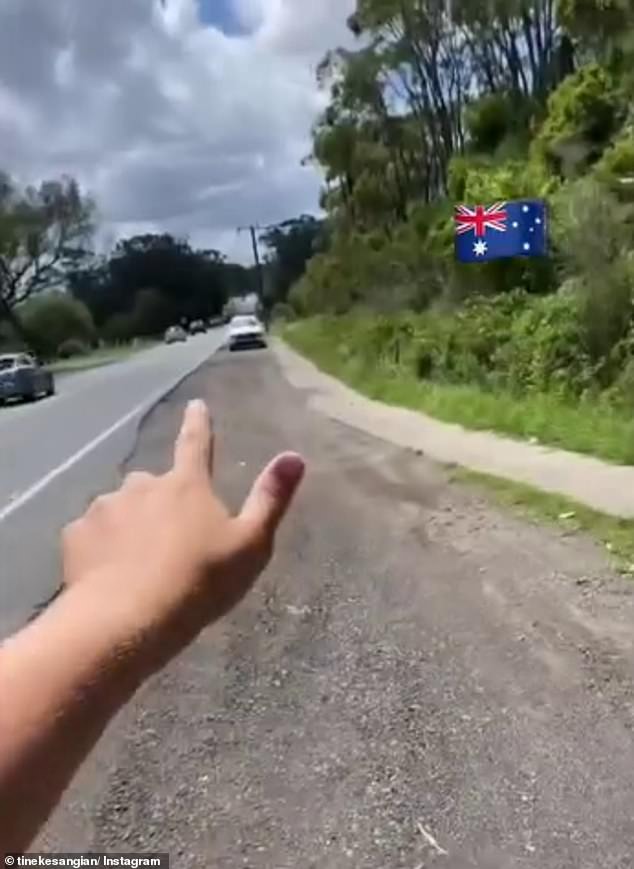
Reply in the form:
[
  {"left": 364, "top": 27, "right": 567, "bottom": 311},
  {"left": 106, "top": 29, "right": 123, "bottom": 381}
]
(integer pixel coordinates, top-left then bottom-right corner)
[
  {"left": 0, "top": 353, "right": 55, "bottom": 404},
  {"left": 189, "top": 320, "right": 207, "bottom": 335}
]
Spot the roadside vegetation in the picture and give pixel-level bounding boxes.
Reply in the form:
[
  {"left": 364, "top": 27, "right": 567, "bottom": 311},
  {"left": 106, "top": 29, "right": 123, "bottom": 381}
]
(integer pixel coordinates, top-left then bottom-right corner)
[
  {"left": 268, "top": 1, "right": 634, "bottom": 466},
  {"left": 283, "top": 303, "right": 634, "bottom": 464}
]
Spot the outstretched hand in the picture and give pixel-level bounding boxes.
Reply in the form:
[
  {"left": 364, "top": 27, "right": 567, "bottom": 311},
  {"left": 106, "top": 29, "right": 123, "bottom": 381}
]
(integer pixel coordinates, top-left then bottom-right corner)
[
  {"left": 62, "top": 399, "right": 305, "bottom": 666},
  {"left": 0, "top": 401, "right": 304, "bottom": 854}
]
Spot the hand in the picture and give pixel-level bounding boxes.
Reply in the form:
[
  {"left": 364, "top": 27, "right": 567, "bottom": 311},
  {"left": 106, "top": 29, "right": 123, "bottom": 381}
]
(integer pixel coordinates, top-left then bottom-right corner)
[{"left": 61, "top": 400, "right": 305, "bottom": 667}]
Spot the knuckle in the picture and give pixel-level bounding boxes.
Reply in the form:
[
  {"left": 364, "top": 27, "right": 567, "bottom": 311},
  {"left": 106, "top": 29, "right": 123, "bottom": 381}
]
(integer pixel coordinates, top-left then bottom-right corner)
[
  {"left": 89, "top": 493, "right": 115, "bottom": 516},
  {"left": 62, "top": 518, "right": 82, "bottom": 544},
  {"left": 124, "top": 471, "right": 155, "bottom": 491}
]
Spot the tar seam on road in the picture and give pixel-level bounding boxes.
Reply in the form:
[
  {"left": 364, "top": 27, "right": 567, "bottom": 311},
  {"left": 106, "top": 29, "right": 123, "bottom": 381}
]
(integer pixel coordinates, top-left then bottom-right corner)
[
  {"left": 0, "top": 343, "right": 224, "bottom": 527},
  {"left": 0, "top": 397, "right": 149, "bottom": 525}
]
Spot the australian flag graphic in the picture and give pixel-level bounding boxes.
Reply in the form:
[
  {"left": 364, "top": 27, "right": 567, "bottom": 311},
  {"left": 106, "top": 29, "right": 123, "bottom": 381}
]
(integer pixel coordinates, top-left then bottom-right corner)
[{"left": 454, "top": 199, "right": 548, "bottom": 264}]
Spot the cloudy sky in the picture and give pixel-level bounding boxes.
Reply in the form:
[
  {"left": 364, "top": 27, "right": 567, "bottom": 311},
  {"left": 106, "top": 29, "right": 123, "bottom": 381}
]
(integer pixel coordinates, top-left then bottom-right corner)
[{"left": 0, "top": 0, "right": 354, "bottom": 261}]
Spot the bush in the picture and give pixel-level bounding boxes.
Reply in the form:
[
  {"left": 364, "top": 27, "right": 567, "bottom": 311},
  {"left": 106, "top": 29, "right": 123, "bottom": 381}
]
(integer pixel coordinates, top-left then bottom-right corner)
[
  {"left": 604, "top": 356, "right": 634, "bottom": 410},
  {"left": 101, "top": 313, "right": 136, "bottom": 344},
  {"left": 595, "top": 129, "right": 634, "bottom": 197},
  {"left": 57, "top": 338, "right": 90, "bottom": 359},
  {"left": 497, "top": 292, "right": 593, "bottom": 396},
  {"left": 271, "top": 302, "right": 296, "bottom": 322},
  {"left": 533, "top": 64, "right": 625, "bottom": 174},
  {"left": 551, "top": 176, "right": 631, "bottom": 274},
  {"left": 20, "top": 293, "right": 96, "bottom": 359},
  {"left": 131, "top": 288, "right": 174, "bottom": 337},
  {"left": 465, "top": 92, "right": 535, "bottom": 156}
]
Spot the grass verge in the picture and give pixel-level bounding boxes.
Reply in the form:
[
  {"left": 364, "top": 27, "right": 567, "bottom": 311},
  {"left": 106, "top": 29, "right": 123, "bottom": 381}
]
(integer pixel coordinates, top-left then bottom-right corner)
[
  {"left": 48, "top": 341, "right": 157, "bottom": 374},
  {"left": 452, "top": 468, "right": 634, "bottom": 570},
  {"left": 283, "top": 320, "right": 634, "bottom": 465}
]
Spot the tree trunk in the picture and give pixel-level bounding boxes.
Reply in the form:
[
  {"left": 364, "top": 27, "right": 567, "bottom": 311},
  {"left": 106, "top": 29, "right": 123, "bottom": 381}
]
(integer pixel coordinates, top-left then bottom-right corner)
[{"left": 0, "top": 294, "right": 37, "bottom": 353}]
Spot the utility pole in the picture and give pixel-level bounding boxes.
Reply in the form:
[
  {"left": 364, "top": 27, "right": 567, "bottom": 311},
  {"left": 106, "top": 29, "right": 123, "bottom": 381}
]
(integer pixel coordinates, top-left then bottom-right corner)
[{"left": 238, "top": 224, "right": 265, "bottom": 302}]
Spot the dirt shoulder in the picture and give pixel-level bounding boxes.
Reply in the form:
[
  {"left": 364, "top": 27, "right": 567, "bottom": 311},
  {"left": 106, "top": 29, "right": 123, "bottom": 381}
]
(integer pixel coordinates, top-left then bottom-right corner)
[{"left": 40, "top": 348, "right": 634, "bottom": 868}]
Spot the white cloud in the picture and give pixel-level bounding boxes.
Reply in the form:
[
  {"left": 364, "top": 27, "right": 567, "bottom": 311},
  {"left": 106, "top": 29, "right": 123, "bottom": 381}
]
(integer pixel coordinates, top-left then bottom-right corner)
[{"left": 0, "top": 0, "right": 354, "bottom": 261}]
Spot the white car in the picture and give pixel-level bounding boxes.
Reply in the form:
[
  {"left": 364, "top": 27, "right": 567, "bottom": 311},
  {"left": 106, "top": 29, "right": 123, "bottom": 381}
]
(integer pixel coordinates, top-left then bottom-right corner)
[
  {"left": 164, "top": 326, "right": 187, "bottom": 344},
  {"left": 227, "top": 315, "right": 267, "bottom": 352}
]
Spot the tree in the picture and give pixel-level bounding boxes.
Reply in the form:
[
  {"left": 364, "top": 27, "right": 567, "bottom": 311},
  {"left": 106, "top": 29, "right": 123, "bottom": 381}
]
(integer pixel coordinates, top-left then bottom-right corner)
[
  {"left": 70, "top": 234, "right": 238, "bottom": 333},
  {"left": 0, "top": 173, "right": 94, "bottom": 339},
  {"left": 19, "top": 293, "right": 96, "bottom": 359},
  {"left": 130, "top": 288, "right": 175, "bottom": 337},
  {"left": 260, "top": 216, "right": 325, "bottom": 309},
  {"left": 559, "top": 0, "right": 633, "bottom": 59}
]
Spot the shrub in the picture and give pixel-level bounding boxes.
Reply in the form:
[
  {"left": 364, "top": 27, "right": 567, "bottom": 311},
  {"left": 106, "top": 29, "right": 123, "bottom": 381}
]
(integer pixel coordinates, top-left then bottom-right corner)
[
  {"left": 20, "top": 293, "right": 96, "bottom": 359},
  {"left": 594, "top": 129, "right": 634, "bottom": 198},
  {"left": 271, "top": 302, "right": 296, "bottom": 322},
  {"left": 533, "top": 64, "right": 625, "bottom": 174},
  {"left": 604, "top": 355, "right": 634, "bottom": 410},
  {"left": 57, "top": 338, "right": 90, "bottom": 359},
  {"left": 552, "top": 176, "right": 632, "bottom": 275},
  {"left": 131, "top": 288, "right": 173, "bottom": 337},
  {"left": 497, "top": 292, "right": 593, "bottom": 396},
  {"left": 465, "top": 92, "right": 535, "bottom": 156},
  {"left": 101, "top": 313, "right": 136, "bottom": 344}
]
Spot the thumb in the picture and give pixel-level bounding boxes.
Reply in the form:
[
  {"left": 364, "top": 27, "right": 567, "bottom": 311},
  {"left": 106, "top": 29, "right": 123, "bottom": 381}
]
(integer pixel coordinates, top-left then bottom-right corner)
[{"left": 239, "top": 452, "right": 305, "bottom": 541}]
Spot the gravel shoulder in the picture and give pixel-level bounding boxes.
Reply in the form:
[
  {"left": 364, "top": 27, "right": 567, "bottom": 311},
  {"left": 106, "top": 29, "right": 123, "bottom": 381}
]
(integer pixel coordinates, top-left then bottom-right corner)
[{"left": 40, "top": 347, "right": 634, "bottom": 868}]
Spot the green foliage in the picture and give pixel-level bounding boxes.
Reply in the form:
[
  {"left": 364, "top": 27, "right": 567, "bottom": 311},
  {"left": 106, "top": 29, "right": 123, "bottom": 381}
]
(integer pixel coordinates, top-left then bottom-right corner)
[
  {"left": 466, "top": 92, "right": 536, "bottom": 156},
  {"left": 129, "top": 288, "right": 174, "bottom": 337},
  {"left": 270, "top": 302, "right": 296, "bottom": 322},
  {"left": 68, "top": 234, "right": 250, "bottom": 335},
  {"left": 20, "top": 293, "right": 95, "bottom": 359},
  {"left": 285, "top": 304, "right": 634, "bottom": 464},
  {"left": 594, "top": 128, "right": 634, "bottom": 194},
  {"left": 101, "top": 313, "right": 136, "bottom": 345},
  {"left": 559, "top": 0, "right": 632, "bottom": 57},
  {"left": 57, "top": 337, "right": 90, "bottom": 359},
  {"left": 260, "top": 216, "right": 324, "bottom": 312},
  {"left": 533, "top": 64, "right": 626, "bottom": 174}
]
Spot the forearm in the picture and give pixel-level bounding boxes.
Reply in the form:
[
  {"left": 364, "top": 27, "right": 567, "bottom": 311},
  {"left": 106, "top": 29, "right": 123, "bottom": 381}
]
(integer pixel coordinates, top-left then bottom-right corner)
[{"left": 0, "top": 582, "right": 151, "bottom": 853}]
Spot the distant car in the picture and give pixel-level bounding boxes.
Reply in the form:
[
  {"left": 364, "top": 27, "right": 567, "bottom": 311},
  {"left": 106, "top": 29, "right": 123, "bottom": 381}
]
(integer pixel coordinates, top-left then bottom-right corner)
[
  {"left": 227, "top": 315, "right": 267, "bottom": 352},
  {"left": 0, "top": 353, "right": 55, "bottom": 404},
  {"left": 189, "top": 320, "right": 206, "bottom": 335},
  {"left": 164, "top": 326, "right": 188, "bottom": 344}
]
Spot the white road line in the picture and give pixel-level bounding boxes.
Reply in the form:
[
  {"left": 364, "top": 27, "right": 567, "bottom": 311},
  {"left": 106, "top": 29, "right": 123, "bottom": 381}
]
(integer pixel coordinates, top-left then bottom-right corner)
[
  {"left": 0, "top": 396, "right": 150, "bottom": 525},
  {"left": 0, "top": 336, "right": 223, "bottom": 526}
]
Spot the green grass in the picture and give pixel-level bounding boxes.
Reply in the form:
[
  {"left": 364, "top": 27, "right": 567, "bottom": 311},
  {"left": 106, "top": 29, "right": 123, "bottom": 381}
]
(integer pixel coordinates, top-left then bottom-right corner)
[
  {"left": 48, "top": 341, "right": 157, "bottom": 374},
  {"left": 451, "top": 468, "right": 634, "bottom": 570},
  {"left": 283, "top": 321, "right": 634, "bottom": 466}
]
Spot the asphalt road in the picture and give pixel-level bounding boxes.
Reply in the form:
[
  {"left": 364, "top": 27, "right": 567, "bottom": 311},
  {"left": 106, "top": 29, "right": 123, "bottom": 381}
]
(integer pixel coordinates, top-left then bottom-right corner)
[
  {"left": 35, "top": 347, "right": 634, "bottom": 868},
  {"left": 0, "top": 330, "right": 225, "bottom": 637}
]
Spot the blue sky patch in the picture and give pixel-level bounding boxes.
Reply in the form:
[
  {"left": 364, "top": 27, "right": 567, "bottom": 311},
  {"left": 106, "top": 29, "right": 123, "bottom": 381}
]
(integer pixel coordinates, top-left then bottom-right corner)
[{"left": 198, "top": 0, "right": 246, "bottom": 35}]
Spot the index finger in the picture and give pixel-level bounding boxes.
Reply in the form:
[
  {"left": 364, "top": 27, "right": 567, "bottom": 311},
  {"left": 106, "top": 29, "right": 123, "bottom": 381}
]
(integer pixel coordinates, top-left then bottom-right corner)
[{"left": 173, "top": 399, "right": 214, "bottom": 478}]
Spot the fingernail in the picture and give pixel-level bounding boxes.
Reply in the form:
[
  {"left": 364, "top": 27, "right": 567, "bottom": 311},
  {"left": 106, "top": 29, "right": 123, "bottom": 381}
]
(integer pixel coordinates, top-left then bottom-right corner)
[
  {"left": 188, "top": 399, "right": 207, "bottom": 415},
  {"left": 273, "top": 453, "right": 305, "bottom": 487}
]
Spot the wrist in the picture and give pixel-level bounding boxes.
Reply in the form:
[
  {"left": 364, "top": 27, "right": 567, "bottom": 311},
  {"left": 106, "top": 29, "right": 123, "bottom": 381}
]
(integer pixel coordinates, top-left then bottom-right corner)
[
  {"left": 49, "top": 579, "right": 159, "bottom": 688},
  {"left": 55, "top": 571, "right": 203, "bottom": 681}
]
